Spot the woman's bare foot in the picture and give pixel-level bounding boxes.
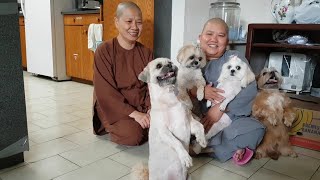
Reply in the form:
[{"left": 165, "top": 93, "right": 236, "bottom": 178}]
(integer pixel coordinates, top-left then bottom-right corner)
[{"left": 233, "top": 149, "right": 245, "bottom": 161}]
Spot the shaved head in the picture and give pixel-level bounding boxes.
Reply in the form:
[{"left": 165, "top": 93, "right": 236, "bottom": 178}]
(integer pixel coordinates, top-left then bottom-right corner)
[{"left": 202, "top": 18, "right": 228, "bottom": 34}]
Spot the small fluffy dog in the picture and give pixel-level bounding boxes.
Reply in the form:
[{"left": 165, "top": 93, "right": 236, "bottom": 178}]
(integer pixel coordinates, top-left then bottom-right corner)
[
  {"left": 252, "top": 67, "right": 297, "bottom": 160},
  {"left": 193, "top": 56, "right": 255, "bottom": 154},
  {"left": 132, "top": 58, "right": 207, "bottom": 180},
  {"left": 176, "top": 44, "right": 206, "bottom": 109}
]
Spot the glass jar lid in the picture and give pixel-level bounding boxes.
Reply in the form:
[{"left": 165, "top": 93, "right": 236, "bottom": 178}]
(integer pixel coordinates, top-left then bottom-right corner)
[{"left": 210, "top": 2, "right": 240, "bottom": 7}]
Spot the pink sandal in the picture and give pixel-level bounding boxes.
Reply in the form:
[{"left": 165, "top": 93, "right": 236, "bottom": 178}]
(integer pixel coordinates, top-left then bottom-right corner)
[{"left": 233, "top": 147, "right": 254, "bottom": 165}]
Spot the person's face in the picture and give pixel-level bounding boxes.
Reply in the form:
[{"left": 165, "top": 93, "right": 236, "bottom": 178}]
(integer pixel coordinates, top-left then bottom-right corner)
[
  {"left": 115, "top": 8, "right": 142, "bottom": 44},
  {"left": 199, "top": 22, "right": 228, "bottom": 59}
]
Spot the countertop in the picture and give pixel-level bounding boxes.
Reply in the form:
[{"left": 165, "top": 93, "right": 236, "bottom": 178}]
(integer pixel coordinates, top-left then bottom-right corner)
[{"left": 61, "top": 9, "right": 100, "bottom": 15}]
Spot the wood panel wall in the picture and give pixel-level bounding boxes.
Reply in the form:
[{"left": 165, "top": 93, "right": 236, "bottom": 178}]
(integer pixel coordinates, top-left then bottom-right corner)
[{"left": 103, "top": 0, "right": 154, "bottom": 49}]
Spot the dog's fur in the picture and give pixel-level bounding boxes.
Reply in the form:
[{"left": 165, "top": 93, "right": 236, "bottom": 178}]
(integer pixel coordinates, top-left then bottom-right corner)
[
  {"left": 252, "top": 67, "right": 297, "bottom": 160},
  {"left": 132, "top": 58, "right": 207, "bottom": 180},
  {"left": 192, "top": 56, "right": 256, "bottom": 154},
  {"left": 176, "top": 44, "right": 206, "bottom": 110}
]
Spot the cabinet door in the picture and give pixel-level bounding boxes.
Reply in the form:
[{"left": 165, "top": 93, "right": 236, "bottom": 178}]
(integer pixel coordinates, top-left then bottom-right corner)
[
  {"left": 103, "top": 0, "right": 154, "bottom": 49},
  {"left": 81, "top": 25, "right": 94, "bottom": 81},
  {"left": 64, "top": 26, "right": 82, "bottom": 78},
  {"left": 19, "top": 25, "right": 27, "bottom": 69}
]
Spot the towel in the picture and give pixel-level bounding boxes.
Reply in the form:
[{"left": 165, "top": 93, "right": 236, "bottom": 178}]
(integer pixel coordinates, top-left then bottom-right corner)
[{"left": 88, "top": 24, "right": 103, "bottom": 52}]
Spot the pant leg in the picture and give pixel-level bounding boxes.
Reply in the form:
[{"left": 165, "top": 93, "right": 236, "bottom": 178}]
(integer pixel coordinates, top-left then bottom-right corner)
[
  {"left": 106, "top": 118, "right": 148, "bottom": 146},
  {"left": 210, "top": 127, "right": 265, "bottom": 162}
]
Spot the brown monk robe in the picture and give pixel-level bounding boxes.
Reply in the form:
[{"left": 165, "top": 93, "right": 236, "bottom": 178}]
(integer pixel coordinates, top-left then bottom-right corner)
[{"left": 93, "top": 37, "right": 153, "bottom": 146}]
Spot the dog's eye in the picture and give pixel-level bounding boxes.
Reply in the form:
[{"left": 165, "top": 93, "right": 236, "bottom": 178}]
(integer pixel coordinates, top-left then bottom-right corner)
[
  {"left": 156, "top": 63, "right": 162, "bottom": 69},
  {"left": 263, "top": 72, "right": 267, "bottom": 76},
  {"left": 189, "top": 55, "right": 195, "bottom": 60},
  {"left": 227, "top": 65, "right": 231, "bottom": 69},
  {"left": 198, "top": 57, "right": 202, "bottom": 61},
  {"left": 236, "top": 66, "right": 241, "bottom": 70}
]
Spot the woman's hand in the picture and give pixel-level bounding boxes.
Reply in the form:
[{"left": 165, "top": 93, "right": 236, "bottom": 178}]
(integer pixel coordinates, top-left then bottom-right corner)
[
  {"left": 204, "top": 83, "right": 225, "bottom": 104},
  {"left": 201, "top": 104, "right": 224, "bottom": 133},
  {"left": 129, "top": 110, "right": 150, "bottom": 129}
]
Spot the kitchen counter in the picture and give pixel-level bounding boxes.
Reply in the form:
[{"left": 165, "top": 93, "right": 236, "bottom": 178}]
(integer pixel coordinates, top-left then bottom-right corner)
[{"left": 61, "top": 9, "right": 99, "bottom": 15}]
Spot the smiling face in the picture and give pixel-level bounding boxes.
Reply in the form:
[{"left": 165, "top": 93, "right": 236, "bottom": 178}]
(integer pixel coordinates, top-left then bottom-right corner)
[
  {"left": 115, "top": 7, "right": 142, "bottom": 48},
  {"left": 199, "top": 19, "right": 229, "bottom": 60},
  {"left": 138, "top": 58, "right": 178, "bottom": 87}
]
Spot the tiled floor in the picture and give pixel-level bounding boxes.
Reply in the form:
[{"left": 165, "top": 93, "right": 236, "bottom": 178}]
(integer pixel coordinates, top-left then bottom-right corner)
[{"left": 1, "top": 71, "right": 320, "bottom": 180}]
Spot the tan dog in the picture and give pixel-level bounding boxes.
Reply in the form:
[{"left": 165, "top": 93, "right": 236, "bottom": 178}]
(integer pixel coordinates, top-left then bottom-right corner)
[
  {"left": 132, "top": 58, "right": 207, "bottom": 180},
  {"left": 176, "top": 44, "right": 206, "bottom": 110},
  {"left": 252, "top": 67, "right": 297, "bottom": 160}
]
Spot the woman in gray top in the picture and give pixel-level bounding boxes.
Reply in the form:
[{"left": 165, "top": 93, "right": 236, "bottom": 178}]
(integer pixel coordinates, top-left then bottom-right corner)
[{"left": 195, "top": 18, "right": 265, "bottom": 162}]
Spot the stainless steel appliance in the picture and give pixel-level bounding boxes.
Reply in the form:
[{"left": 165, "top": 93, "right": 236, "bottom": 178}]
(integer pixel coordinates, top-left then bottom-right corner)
[{"left": 76, "top": 0, "right": 101, "bottom": 10}]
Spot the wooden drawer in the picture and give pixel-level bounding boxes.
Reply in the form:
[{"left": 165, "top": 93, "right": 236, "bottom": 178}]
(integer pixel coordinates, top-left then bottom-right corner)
[
  {"left": 64, "top": 14, "right": 101, "bottom": 25},
  {"left": 19, "top": 16, "right": 24, "bottom": 26}
]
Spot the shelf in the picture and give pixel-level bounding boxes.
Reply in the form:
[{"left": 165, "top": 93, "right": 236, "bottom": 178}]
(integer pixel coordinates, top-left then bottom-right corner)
[
  {"left": 248, "top": 24, "right": 320, "bottom": 31},
  {"left": 252, "top": 43, "right": 320, "bottom": 50}
]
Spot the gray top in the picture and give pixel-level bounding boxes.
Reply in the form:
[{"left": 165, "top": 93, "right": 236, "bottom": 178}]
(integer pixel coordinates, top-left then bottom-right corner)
[{"left": 201, "top": 50, "right": 265, "bottom": 161}]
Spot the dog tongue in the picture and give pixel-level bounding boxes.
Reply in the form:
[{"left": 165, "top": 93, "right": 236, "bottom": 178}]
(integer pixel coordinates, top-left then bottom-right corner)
[{"left": 267, "top": 79, "right": 278, "bottom": 83}]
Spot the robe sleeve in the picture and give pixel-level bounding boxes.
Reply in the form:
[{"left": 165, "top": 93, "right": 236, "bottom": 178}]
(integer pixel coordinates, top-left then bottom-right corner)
[
  {"left": 144, "top": 52, "right": 154, "bottom": 109},
  {"left": 93, "top": 44, "right": 136, "bottom": 124}
]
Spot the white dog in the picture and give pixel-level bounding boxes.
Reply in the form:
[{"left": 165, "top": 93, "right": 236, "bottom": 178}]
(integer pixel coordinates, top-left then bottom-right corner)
[
  {"left": 176, "top": 44, "right": 206, "bottom": 110},
  {"left": 132, "top": 58, "right": 207, "bottom": 180},
  {"left": 193, "top": 55, "right": 255, "bottom": 154}
]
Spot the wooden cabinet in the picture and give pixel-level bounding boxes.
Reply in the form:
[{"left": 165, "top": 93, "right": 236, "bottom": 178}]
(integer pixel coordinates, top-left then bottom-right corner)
[
  {"left": 19, "top": 16, "right": 27, "bottom": 70},
  {"left": 245, "top": 24, "right": 320, "bottom": 75},
  {"left": 64, "top": 14, "right": 100, "bottom": 81},
  {"left": 103, "top": 0, "right": 154, "bottom": 49}
]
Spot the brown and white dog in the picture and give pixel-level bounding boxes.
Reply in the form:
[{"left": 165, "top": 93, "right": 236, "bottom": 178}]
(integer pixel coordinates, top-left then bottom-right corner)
[{"left": 252, "top": 67, "right": 297, "bottom": 160}]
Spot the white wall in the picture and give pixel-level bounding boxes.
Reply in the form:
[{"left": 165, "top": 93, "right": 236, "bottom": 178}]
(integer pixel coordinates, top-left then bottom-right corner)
[{"left": 170, "top": 0, "right": 302, "bottom": 59}]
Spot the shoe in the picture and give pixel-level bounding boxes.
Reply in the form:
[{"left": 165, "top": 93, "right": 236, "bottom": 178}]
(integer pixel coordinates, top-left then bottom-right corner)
[{"left": 233, "top": 147, "right": 253, "bottom": 166}]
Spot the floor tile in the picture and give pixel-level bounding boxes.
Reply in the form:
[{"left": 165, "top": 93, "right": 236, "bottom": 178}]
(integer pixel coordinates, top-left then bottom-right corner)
[
  {"left": 188, "top": 156, "right": 212, "bottom": 173},
  {"left": 26, "top": 112, "right": 47, "bottom": 121},
  {"left": 117, "top": 174, "right": 130, "bottom": 180},
  {"left": 24, "top": 138, "right": 79, "bottom": 162},
  {"left": 190, "top": 163, "right": 247, "bottom": 180},
  {"left": 109, "top": 143, "right": 149, "bottom": 167},
  {"left": 63, "top": 131, "right": 101, "bottom": 145},
  {"left": 248, "top": 168, "right": 296, "bottom": 180},
  {"left": 53, "top": 158, "right": 129, "bottom": 180},
  {"left": 68, "top": 110, "right": 92, "bottom": 119},
  {"left": 210, "top": 158, "right": 269, "bottom": 178},
  {"left": 29, "top": 118, "right": 61, "bottom": 128},
  {"left": 264, "top": 155, "right": 320, "bottom": 180},
  {"left": 27, "top": 122, "right": 42, "bottom": 133},
  {"left": 293, "top": 146, "right": 320, "bottom": 160},
  {"left": 311, "top": 171, "right": 320, "bottom": 180},
  {"left": 0, "top": 156, "right": 79, "bottom": 180},
  {"left": 59, "top": 140, "right": 127, "bottom": 166},
  {"left": 66, "top": 119, "right": 92, "bottom": 130},
  {"left": 0, "top": 162, "right": 28, "bottom": 175},
  {"left": 29, "top": 125, "right": 81, "bottom": 143}
]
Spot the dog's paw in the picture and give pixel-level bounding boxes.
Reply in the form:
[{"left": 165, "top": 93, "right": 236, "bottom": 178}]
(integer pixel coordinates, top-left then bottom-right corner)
[
  {"left": 180, "top": 152, "right": 193, "bottom": 168},
  {"left": 192, "top": 143, "right": 202, "bottom": 155},
  {"left": 219, "top": 104, "right": 226, "bottom": 111},
  {"left": 196, "top": 87, "right": 204, "bottom": 100},
  {"left": 254, "top": 152, "right": 262, "bottom": 159},
  {"left": 289, "top": 151, "right": 298, "bottom": 158},
  {"left": 284, "top": 119, "right": 293, "bottom": 127},
  {"left": 196, "top": 136, "right": 207, "bottom": 148}
]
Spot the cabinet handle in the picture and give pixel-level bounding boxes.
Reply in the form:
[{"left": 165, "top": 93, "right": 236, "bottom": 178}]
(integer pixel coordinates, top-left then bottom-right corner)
[
  {"left": 73, "top": 18, "right": 75, "bottom": 23},
  {"left": 73, "top": 53, "right": 78, "bottom": 60},
  {"left": 97, "top": 18, "right": 100, "bottom": 22}
]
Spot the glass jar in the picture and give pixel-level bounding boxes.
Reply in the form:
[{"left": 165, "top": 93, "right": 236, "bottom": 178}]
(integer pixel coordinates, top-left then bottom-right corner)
[{"left": 210, "top": 2, "right": 241, "bottom": 41}]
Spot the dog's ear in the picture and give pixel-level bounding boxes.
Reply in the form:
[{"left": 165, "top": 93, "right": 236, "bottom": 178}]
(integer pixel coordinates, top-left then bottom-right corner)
[
  {"left": 241, "top": 65, "right": 256, "bottom": 88},
  {"left": 138, "top": 66, "right": 150, "bottom": 83}
]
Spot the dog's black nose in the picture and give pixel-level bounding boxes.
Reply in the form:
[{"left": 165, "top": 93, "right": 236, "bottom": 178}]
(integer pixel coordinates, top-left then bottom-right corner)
[
  {"left": 231, "top": 69, "right": 235, "bottom": 73},
  {"left": 194, "top": 61, "right": 198, "bottom": 65}
]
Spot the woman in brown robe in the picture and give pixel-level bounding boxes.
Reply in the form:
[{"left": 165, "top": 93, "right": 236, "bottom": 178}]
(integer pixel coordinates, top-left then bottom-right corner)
[{"left": 92, "top": 2, "right": 153, "bottom": 146}]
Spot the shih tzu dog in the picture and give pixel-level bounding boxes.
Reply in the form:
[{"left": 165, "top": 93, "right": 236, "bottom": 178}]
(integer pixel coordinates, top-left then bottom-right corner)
[
  {"left": 252, "top": 67, "right": 297, "bottom": 160},
  {"left": 176, "top": 44, "right": 206, "bottom": 110},
  {"left": 193, "top": 55, "right": 255, "bottom": 154},
  {"left": 132, "top": 58, "right": 207, "bottom": 180}
]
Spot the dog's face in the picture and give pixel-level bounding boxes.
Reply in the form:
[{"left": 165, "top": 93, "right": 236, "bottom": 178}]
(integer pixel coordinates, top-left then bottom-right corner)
[
  {"left": 219, "top": 56, "right": 255, "bottom": 87},
  {"left": 257, "top": 67, "right": 283, "bottom": 89},
  {"left": 176, "top": 45, "right": 206, "bottom": 69},
  {"left": 138, "top": 58, "right": 178, "bottom": 87}
]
